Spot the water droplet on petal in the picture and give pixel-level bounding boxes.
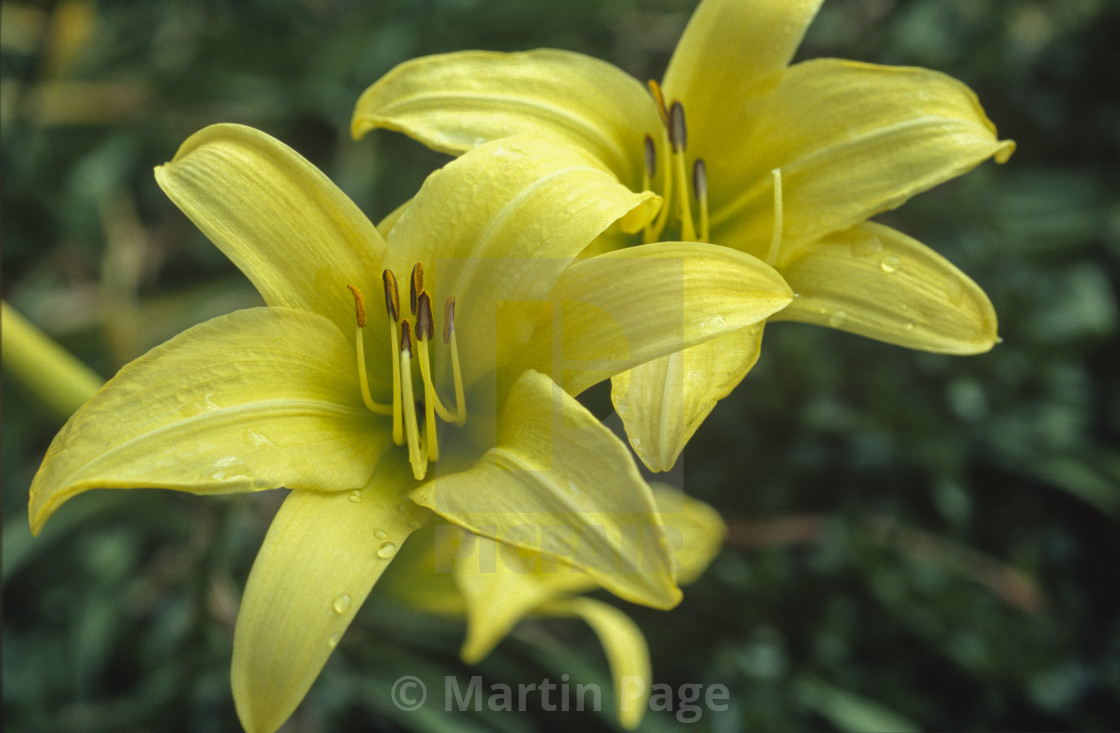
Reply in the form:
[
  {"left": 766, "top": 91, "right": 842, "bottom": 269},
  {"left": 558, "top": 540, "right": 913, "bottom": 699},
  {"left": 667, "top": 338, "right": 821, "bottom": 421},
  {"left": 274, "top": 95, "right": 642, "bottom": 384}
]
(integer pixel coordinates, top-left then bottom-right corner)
[
  {"left": 374, "top": 528, "right": 389, "bottom": 540},
  {"left": 879, "top": 254, "right": 901, "bottom": 273},
  {"left": 905, "top": 319, "right": 916, "bottom": 332},
  {"left": 828, "top": 309, "right": 848, "bottom": 327},
  {"left": 396, "top": 499, "right": 411, "bottom": 513},
  {"left": 407, "top": 519, "right": 422, "bottom": 530},
  {"left": 332, "top": 593, "right": 352, "bottom": 614},
  {"left": 348, "top": 490, "right": 362, "bottom": 503},
  {"left": 328, "top": 632, "right": 341, "bottom": 649},
  {"left": 377, "top": 541, "right": 398, "bottom": 559}
]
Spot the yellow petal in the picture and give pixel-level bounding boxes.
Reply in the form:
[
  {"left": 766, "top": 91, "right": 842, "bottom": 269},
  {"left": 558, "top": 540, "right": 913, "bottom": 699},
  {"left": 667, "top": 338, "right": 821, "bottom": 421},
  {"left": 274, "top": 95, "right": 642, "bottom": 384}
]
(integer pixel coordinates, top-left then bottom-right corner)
[
  {"left": 649, "top": 483, "right": 726, "bottom": 585},
  {"left": 154, "top": 123, "right": 386, "bottom": 334},
  {"left": 518, "top": 241, "right": 791, "bottom": 396},
  {"left": 373, "top": 521, "right": 466, "bottom": 616},
  {"left": 537, "top": 597, "right": 651, "bottom": 730},
  {"left": 410, "top": 370, "right": 681, "bottom": 610},
  {"left": 712, "top": 59, "right": 1015, "bottom": 259},
  {"left": 612, "top": 325, "right": 764, "bottom": 472},
  {"left": 772, "top": 221, "right": 999, "bottom": 353},
  {"left": 384, "top": 135, "right": 657, "bottom": 388},
  {"left": 452, "top": 532, "right": 597, "bottom": 663},
  {"left": 663, "top": 0, "right": 823, "bottom": 153},
  {"left": 28, "top": 308, "right": 382, "bottom": 534},
  {"left": 232, "top": 455, "right": 429, "bottom": 733},
  {"left": 352, "top": 49, "right": 658, "bottom": 186}
]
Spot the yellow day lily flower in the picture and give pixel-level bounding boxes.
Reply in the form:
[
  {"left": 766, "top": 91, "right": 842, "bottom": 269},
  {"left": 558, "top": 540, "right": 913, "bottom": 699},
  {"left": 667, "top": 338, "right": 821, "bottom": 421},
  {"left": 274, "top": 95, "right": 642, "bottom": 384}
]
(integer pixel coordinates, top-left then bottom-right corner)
[
  {"left": 27, "top": 124, "right": 791, "bottom": 733},
  {"left": 352, "top": 0, "right": 1016, "bottom": 471},
  {"left": 379, "top": 483, "right": 726, "bottom": 729}
]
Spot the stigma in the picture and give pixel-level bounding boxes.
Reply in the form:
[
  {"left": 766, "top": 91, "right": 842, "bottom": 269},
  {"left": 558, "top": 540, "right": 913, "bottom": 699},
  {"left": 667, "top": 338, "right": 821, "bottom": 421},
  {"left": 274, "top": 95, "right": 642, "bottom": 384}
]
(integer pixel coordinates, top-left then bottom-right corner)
[{"left": 347, "top": 263, "right": 465, "bottom": 481}]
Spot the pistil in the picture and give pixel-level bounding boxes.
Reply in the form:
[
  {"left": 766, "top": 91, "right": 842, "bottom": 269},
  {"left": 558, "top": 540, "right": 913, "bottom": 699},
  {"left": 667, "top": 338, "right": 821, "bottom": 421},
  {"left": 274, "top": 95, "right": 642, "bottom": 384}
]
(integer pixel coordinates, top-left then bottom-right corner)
[{"left": 397, "top": 320, "right": 427, "bottom": 480}]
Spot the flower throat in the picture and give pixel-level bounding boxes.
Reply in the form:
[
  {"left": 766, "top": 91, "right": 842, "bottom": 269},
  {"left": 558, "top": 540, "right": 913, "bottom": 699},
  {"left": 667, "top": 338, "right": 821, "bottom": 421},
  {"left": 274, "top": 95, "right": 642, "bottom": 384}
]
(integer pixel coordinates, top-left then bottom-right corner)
[
  {"left": 348, "top": 263, "right": 465, "bottom": 481},
  {"left": 641, "top": 80, "right": 784, "bottom": 267}
]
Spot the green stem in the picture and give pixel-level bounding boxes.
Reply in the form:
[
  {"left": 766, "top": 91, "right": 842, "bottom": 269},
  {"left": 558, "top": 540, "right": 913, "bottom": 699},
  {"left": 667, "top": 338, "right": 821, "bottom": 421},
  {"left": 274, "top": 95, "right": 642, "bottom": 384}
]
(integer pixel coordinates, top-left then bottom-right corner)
[{"left": 2, "top": 300, "right": 104, "bottom": 418}]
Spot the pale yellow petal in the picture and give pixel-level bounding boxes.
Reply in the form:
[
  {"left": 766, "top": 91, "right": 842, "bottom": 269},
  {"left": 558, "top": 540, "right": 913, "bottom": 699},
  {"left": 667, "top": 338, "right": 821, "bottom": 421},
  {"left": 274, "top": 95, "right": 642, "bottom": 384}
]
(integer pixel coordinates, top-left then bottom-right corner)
[
  {"left": 155, "top": 123, "right": 386, "bottom": 334},
  {"left": 538, "top": 597, "right": 651, "bottom": 730},
  {"left": 517, "top": 241, "right": 791, "bottom": 396},
  {"left": 384, "top": 135, "right": 657, "bottom": 389},
  {"left": 453, "top": 533, "right": 593, "bottom": 663},
  {"left": 772, "top": 222, "right": 999, "bottom": 353},
  {"left": 232, "top": 455, "right": 428, "bottom": 733},
  {"left": 663, "top": 0, "right": 823, "bottom": 155},
  {"left": 711, "top": 59, "right": 1015, "bottom": 259},
  {"left": 612, "top": 325, "right": 764, "bottom": 472},
  {"left": 352, "top": 49, "right": 658, "bottom": 186},
  {"left": 410, "top": 370, "right": 681, "bottom": 610},
  {"left": 649, "top": 483, "right": 726, "bottom": 585},
  {"left": 29, "top": 308, "right": 382, "bottom": 534}
]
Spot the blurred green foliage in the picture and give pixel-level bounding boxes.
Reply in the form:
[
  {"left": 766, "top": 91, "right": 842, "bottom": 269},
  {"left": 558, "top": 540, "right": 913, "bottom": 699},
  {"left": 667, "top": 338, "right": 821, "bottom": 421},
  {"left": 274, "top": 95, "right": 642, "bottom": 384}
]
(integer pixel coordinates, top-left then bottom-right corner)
[{"left": 3, "top": 0, "right": 1119, "bottom": 730}]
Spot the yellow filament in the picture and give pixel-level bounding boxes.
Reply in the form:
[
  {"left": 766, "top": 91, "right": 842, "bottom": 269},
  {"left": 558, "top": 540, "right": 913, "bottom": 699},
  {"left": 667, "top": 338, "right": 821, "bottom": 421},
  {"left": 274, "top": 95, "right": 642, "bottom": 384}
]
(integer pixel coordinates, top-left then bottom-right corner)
[
  {"left": 354, "top": 326, "right": 393, "bottom": 415},
  {"left": 673, "top": 148, "right": 696, "bottom": 241},
  {"left": 645, "top": 127, "right": 674, "bottom": 243},
  {"left": 693, "top": 159, "right": 709, "bottom": 243},
  {"left": 766, "top": 168, "right": 784, "bottom": 267},
  {"left": 399, "top": 347, "right": 427, "bottom": 480},
  {"left": 447, "top": 329, "right": 467, "bottom": 425},
  {"left": 416, "top": 339, "right": 440, "bottom": 461}
]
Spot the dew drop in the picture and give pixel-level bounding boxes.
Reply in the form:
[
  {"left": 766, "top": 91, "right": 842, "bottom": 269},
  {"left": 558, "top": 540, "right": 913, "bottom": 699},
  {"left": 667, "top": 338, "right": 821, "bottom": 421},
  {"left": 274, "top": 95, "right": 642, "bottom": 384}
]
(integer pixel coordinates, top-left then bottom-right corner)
[
  {"left": 827, "top": 309, "right": 848, "bottom": 327},
  {"left": 879, "top": 254, "right": 901, "bottom": 273},
  {"left": 396, "top": 499, "right": 411, "bottom": 513},
  {"left": 905, "top": 319, "right": 917, "bottom": 332},
  {"left": 328, "top": 632, "right": 341, "bottom": 649},
  {"left": 407, "top": 519, "right": 422, "bottom": 530},
  {"left": 373, "top": 528, "right": 389, "bottom": 540},
  {"left": 332, "top": 593, "right": 352, "bottom": 614},
  {"left": 377, "top": 541, "right": 398, "bottom": 559},
  {"left": 348, "top": 490, "right": 362, "bottom": 503}
]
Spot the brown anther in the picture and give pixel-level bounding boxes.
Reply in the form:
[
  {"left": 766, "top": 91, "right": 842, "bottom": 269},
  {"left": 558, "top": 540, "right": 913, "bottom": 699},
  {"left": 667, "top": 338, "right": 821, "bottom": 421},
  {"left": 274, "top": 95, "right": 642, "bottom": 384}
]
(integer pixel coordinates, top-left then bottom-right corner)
[
  {"left": 692, "top": 158, "right": 708, "bottom": 201},
  {"left": 346, "top": 284, "right": 366, "bottom": 327},
  {"left": 410, "top": 263, "right": 424, "bottom": 316},
  {"left": 644, "top": 134, "right": 657, "bottom": 179},
  {"left": 416, "top": 291, "right": 435, "bottom": 342},
  {"left": 382, "top": 270, "right": 400, "bottom": 322},
  {"left": 669, "top": 101, "right": 687, "bottom": 152},
  {"left": 399, "top": 318, "right": 413, "bottom": 355},
  {"left": 443, "top": 296, "right": 456, "bottom": 344}
]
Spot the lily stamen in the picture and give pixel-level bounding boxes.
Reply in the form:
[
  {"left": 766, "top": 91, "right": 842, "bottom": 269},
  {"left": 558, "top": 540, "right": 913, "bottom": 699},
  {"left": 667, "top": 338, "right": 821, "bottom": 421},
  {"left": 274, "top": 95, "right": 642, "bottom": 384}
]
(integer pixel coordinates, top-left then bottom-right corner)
[
  {"left": 766, "top": 168, "right": 784, "bottom": 267},
  {"left": 669, "top": 100, "right": 697, "bottom": 241},
  {"left": 443, "top": 296, "right": 467, "bottom": 425},
  {"left": 383, "top": 269, "right": 404, "bottom": 445},
  {"left": 692, "top": 158, "right": 710, "bottom": 243},
  {"left": 410, "top": 262, "right": 424, "bottom": 316},
  {"left": 350, "top": 266, "right": 465, "bottom": 477},
  {"left": 347, "top": 285, "right": 394, "bottom": 416}
]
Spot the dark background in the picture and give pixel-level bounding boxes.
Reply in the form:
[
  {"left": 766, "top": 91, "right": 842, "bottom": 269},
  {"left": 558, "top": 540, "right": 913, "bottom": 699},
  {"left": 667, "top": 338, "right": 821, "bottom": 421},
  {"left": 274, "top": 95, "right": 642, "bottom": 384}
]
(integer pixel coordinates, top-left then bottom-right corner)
[{"left": 4, "top": 0, "right": 1118, "bottom": 730}]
